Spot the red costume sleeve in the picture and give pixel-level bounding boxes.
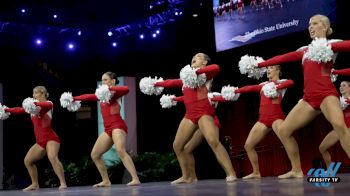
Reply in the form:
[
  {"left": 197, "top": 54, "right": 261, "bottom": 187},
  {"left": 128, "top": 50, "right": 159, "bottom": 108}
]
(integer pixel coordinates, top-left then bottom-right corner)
[
  {"left": 196, "top": 64, "right": 220, "bottom": 80},
  {"left": 333, "top": 68, "right": 350, "bottom": 76},
  {"left": 5, "top": 107, "right": 26, "bottom": 114},
  {"left": 34, "top": 101, "right": 53, "bottom": 110},
  {"left": 73, "top": 94, "right": 99, "bottom": 102},
  {"left": 210, "top": 96, "right": 230, "bottom": 102},
  {"left": 109, "top": 86, "right": 129, "bottom": 97},
  {"left": 174, "top": 96, "right": 184, "bottom": 102},
  {"left": 276, "top": 79, "right": 294, "bottom": 90},
  {"left": 331, "top": 40, "right": 350, "bottom": 52},
  {"left": 235, "top": 85, "right": 262, "bottom": 93},
  {"left": 258, "top": 51, "right": 304, "bottom": 68},
  {"left": 155, "top": 79, "right": 183, "bottom": 88}
]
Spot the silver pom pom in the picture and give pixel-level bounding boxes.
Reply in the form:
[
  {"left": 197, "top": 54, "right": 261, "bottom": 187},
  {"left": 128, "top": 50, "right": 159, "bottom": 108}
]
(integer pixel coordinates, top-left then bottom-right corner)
[
  {"left": 60, "top": 92, "right": 81, "bottom": 112},
  {"left": 330, "top": 69, "right": 338, "bottom": 83},
  {"left": 139, "top": 76, "right": 164, "bottom": 95},
  {"left": 304, "top": 38, "right": 334, "bottom": 63},
  {"left": 221, "top": 85, "right": 240, "bottom": 101},
  {"left": 0, "top": 103, "right": 10, "bottom": 120},
  {"left": 60, "top": 92, "right": 74, "bottom": 108},
  {"left": 95, "top": 84, "right": 113, "bottom": 103},
  {"left": 180, "top": 65, "right": 199, "bottom": 88},
  {"left": 22, "top": 97, "right": 41, "bottom": 115},
  {"left": 262, "top": 82, "right": 279, "bottom": 98},
  {"left": 67, "top": 101, "right": 81, "bottom": 112},
  {"left": 208, "top": 92, "right": 221, "bottom": 107},
  {"left": 159, "top": 94, "right": 177, "bottom": 108},
  {"left": 238, "top": 55, "right": 266, "bottom": 80},
  {"left": 330, "top": 74, "right": 338, "bottom": 83},
  {"left": 197, "top": 73, "right": 207, "bottom": 87},
  {"left": 340, "top": 96, "right": 349, "bottom": 110}
]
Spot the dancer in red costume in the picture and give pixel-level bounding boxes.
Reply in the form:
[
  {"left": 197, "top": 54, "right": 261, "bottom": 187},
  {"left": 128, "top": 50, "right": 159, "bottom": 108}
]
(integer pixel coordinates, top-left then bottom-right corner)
[
  {"left": 60, "top": 72, "right": 140, "bottom": 187},
  {"left": 236, "top": 0, "right": 244, "bottom": 19},
  {"left": 141, "top": 53, "right": 236, "bottom": 184},
  {"left": 0, "top": 86, "right": 66, "bottom": 191},
  {"left": 217, "top": 65, "right": 293, "bottom": 179},
  {"left": 159, "top": 92, "right": 225, "bottom": 183},
  {"left": 250, "top": 0, "right": 258, "bottom": 10},
  {"left": 319, "top": 68, "right": 350, "bottom": 168},
  {"left": 250, "top": 14, "right": 350, "bottom": 178}
]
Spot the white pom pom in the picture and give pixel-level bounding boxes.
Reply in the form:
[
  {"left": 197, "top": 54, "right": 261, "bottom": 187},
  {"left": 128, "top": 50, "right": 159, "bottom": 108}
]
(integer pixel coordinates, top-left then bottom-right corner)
[
  {"left": 159, "top": 94, "right": 177, "bottom": 108},
  {"left": 95, "top": 84, "right": 113, "bottom": 103},
  {"left": 67, "top": 101, "right": 81, "bottom": 112},
  {"left": 139, "top": 76, "right": 164, "bottom": 95},
  {"left": 330, "top": 74, "right": 338, "bottom": 83},
  {"left": 60, "top": 92, "right": 81, "bottom": 112},
  {"left": 221, "top": 85, "right": 240, "bottom": 101},
  {"left": 180, "top": 65, "right": 199, "bottom": 88},
  {"left": 0, "top": 103, "right": 10, "bottom": 120},
  {"left": 239, "top": 55, "right": 256, "bottom": 74},
  {"left": 304, "top": 38, "right": 334, "bottom": 63},
  {"left": 340, "top": 96, "right": 349, "bottom": 110},
  {"left": 60, "top": 92, "right": 74, "bottom": 108},
  {"left": 197, "top": 73, "right": 207, "bottom": 87},
  {"left": 208, "top": 92, "right": 221, "bottom": 106},
  {"left": 262, "top": 82, "right": 279, "bottom": 98},
  {"left": 238, "top": 55, "right": 266, "bottom": 80},
  {"left": 22, "top": 97, "right": 41, "bottom": 115},
  {"left": 330, "top": 69, "right": 338, "bottom": 83}
]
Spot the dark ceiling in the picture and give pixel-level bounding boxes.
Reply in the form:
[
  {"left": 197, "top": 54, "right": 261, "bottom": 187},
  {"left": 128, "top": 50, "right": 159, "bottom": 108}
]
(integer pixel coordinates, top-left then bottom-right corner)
[
  {"left": 0, "top": 0, "right": 149, "bottom": 27},
  {"left": 0, "top": 0, "right": 208, "bottom": 89},
  {"left": 0, "top": 0, "right": 349, "bottom": 90}
]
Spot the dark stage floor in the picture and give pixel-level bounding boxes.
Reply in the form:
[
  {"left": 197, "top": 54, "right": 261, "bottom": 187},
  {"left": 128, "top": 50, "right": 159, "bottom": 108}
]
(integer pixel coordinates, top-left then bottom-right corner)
[{"left": 1, "top": 173, "right": 350, "bottom": 195}]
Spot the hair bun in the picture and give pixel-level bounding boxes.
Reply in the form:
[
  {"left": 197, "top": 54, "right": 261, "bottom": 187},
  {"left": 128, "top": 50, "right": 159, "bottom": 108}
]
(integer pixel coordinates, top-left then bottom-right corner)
[{"left": 327, "top": 27, "right": 333, "bottom": 36}]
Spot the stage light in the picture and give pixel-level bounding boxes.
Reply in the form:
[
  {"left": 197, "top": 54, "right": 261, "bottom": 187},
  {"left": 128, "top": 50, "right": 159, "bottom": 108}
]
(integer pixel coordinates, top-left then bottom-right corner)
[
  {"left": 21, "top": 9, "right": 26, "bottom": 13},
  {"left": 112, "top": 42, "right": 118, "bottom": 47},
  {"left": 175, "top": 12, "right": 178, "bottom": 16},
  {"left": 53, "top": 14, "right": 58, "bottom": 19},
  {"left": 156, "top": 30, "right": 160, "bottom": 34},
  {"left": 77, "top": 30, "right": 82, "bottom": 36},
  {"left": 139, "top": 34, "right": 144, "bottom": 39},
  {"left": 67, "top": 42, "right": 75, "bottom": 50},
  {"left": 108, "top": 31, "right": 113, "bottom": 36},
  {"left": 35, "top": 39, "right": 42, "bottom": 45},
  {"left": 152, "top": 33, "right": 157, "bottom": 38}
]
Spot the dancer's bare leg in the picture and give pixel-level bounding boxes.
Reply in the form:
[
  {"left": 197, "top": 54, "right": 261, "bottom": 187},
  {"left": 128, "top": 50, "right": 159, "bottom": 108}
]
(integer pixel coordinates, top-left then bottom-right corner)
[
  {"left": 278, "top": 100, "right": 320, "bottom": 178},
  {"left": 319, "top": 130, "right": 339, "bottom": 168},
  {"left": 23, "top": 144, "right": 46, "bottom": 191},
  {"left": 320, "top": 96, "right": 350, "bottom": 158},
  {"left": 46, "top": 141, "right": 67, "bottom": 189},
  {"left": 112, "top": 129, "right": 140, "bottom": 186},
  {"left": 185, "top": 130, "right": 203, "bottom": 181},
  {"left": 243, "top": 122, "right": 270, "bottom": 179},
  {"left": 198, "top": 115, "right": 236, "bottom": 182},
  {"left": 171, "top": 118, "right": 197, "bottom": 184},
  {"left": 91, "top": 132, "right": 113, "bottom": 187}
]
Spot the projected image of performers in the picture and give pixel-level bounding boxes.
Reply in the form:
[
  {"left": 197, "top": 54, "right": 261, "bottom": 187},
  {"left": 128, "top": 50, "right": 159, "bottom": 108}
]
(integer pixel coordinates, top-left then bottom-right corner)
[{"left": 213, "top": 0, "right": 337, "bottom": 52}]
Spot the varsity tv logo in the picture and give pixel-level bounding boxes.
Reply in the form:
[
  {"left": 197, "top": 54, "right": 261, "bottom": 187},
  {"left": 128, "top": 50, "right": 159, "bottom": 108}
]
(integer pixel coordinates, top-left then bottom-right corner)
[{"left": 307, "top": 162, "right": 341, "bottom": 187}]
